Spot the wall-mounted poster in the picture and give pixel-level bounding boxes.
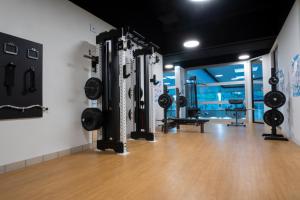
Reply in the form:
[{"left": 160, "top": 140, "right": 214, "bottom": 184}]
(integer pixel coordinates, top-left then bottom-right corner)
[{"left": 291, "top": 54, "right": 300, "bottom": 97}]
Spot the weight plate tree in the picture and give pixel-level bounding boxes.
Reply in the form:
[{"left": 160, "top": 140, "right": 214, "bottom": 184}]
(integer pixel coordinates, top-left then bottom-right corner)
[
  {"left": 263, "top": 67, "right": 288, "bottom": 141},
  {"left": 81, "top": 108, "right": 104, "bottom": 131},
  {"left": 84, "top": 77, "right": 103, "bottom": 100}
]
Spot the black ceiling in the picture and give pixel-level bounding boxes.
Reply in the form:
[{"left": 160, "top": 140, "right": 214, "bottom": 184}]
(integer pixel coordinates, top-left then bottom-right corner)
[{"left": 70, "top": 0, "right": 295, "bottom": 68}]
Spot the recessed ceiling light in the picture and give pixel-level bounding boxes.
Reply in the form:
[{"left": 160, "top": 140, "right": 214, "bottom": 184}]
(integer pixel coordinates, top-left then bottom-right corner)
[
  {"left": 231, "top": 76, "right": 245, "bottom": 81},
  {"left": 190, "top": 0, "right": 210, "bottom": 2},
  {"left": 183, "top": 40, "right": 200, "bottom": 48},
  {"left": 165, "top": 64, "right": 174, "bottom": 69},
  {"left": 215, "top": 74, "right": 223, "bottom": 78},
  {"left": 166, "top": 76, "right": 176, "bottom": 79},
  {"left": 238, "top": 54, "right": 250, "bottom": 60},
  {"left": 234, "top": 68, "right": 244, "bottom": 73}
]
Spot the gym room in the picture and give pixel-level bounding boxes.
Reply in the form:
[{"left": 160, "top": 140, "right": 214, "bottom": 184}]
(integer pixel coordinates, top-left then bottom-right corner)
[{"left": 0, "top": 0, "right": 299, "bottom": 199}]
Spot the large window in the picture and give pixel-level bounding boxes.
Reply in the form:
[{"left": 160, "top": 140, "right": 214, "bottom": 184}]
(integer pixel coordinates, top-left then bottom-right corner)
[{"left": 186, "top": 64, "right": 246, "bottom": 119}]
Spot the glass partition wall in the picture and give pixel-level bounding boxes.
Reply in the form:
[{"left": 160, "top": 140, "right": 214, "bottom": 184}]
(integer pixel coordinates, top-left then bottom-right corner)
[
  {"left": 251, "top": 58, "right": 264, "bottom": 123},
  {"left": 186, "top": 64, "right": 246, "bottom": 119},
  {"left": 164, "top": 61, "right": 264, "bottom": 122},
  {"left": 163, "top": 71, "right": 176, "bottom": 117}
]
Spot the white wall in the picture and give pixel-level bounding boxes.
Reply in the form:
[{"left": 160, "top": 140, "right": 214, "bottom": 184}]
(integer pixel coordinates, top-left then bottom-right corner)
[
  {"left": 175, "top": 66, "right": 186, "bottom": 118},
  {"left": 264, "top": 0, "right": 300, "bottom": 143},
  {"left": 0, "top": 0, "right": 113, "bottom": 165},
  {"left": 153, "top": 54, "right": 164, "bottom": 124}
]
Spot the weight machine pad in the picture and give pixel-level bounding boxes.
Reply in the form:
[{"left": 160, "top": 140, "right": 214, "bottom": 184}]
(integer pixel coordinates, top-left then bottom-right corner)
[{"left": 168, "top": 118, "right": 209, "bottom": 124}]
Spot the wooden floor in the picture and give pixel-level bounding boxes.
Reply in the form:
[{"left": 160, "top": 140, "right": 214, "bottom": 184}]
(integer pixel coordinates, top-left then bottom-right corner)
[{"left": 1, "top": 124, "right": 300, "bottom": 200}]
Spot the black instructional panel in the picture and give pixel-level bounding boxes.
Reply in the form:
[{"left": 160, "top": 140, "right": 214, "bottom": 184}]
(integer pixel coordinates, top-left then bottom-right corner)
[{"left": 0, "top": 32, "right": 43, "bottom": 119}]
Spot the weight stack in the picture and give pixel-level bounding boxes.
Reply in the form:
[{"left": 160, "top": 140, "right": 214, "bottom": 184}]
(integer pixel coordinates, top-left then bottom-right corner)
[{"left": 262, "top": 67, "right": 288, "bottom": 141}]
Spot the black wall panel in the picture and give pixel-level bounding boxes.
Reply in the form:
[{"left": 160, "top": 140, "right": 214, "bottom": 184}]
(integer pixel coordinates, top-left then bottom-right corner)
[{"left": 0, "top": 32, "right": 43, "bottom": 120}]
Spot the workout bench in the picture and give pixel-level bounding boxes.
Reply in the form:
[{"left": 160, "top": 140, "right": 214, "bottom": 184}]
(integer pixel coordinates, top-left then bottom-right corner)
[{"left": 161, "top": 118, "right": 210, "bottom": 134}]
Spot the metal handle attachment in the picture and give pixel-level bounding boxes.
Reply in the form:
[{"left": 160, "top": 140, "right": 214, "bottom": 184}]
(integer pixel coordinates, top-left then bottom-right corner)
[
  {"left": 4, "top": 43, "right": 18, "bottom": 55},
  {"left": 27, "top": 48, "right": 39, "bottom": 60}
]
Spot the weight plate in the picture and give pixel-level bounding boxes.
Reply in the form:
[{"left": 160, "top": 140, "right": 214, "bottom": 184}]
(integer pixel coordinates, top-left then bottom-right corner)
[
  {"left": 264, "top": 91, "right": 286, "bottom": 108},
  {"left": 269, "top": 77, "right": 279, "bottom": 85},
  {"left": 128, "top": 109, "right": 132, "bottom": 121},
  {"left": 263, "top": 110, "right": 284, "bottom": 127},
  {"left": 178, "top": 96, "right": 187, "bottom": 108},
  {"left": 128, "top": 88, "right": 132, "bottom": 99},
  {"left": 84, "top": 78, "right": 103, "bottom": 100},
  {"left": 81, "top": 108, "right": 104, "bottom": 131},
  {"left": 134, "top": 86, "right": 143, "bottom": 100},
  {"left": 158, "top": 94, "right": 173, "bottom": 109}
]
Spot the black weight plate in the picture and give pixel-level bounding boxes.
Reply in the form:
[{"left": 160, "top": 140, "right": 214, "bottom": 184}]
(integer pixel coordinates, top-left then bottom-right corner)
[
  {"left": 84, "top": 78, "right": 103, "bottom": 100},
  {"left": 264, "top": 91, "right": 286, "bottom": 108},
  {"left": 128, "top": 109, "right": 132, "bottom": 121},
  {"left": 269, "top": 77, "right": 279, "bottom": 85},
  {"left": 158, "top": 94, "right": 173, "bottom": 109},
  {"left": 263, "top": 110, "right": 284, "bottom": 127},
  {"left": 128, "top": 88, "right": 132, "bottom": 99},
  {"left": 134, "top": 86, "right": 143, "bottom": 100},
  {"left": 81, "top": 108, "right": 104, "bottom": 131},
  {"left": 178, "top": 96, "right": 187, "bottom": 108}
]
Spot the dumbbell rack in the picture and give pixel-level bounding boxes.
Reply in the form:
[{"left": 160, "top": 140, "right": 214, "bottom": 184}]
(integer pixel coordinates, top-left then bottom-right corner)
[{"left": 262, "top": 67, "right": 288, "bottom": 141}]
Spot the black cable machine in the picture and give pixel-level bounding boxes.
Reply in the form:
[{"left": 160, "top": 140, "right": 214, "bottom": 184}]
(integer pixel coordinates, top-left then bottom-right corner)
[
  {"left": 185, "top": 76, "right": 199, "bottom": 118},
  {"left": 95, "top": 30, "right": 126, "bottom": 153},
  {"left": 131, "top": 47, "right": 159, "bottom": 141},
  {"left": 81, "top": 27, "right": 160, "bottom": 153}
]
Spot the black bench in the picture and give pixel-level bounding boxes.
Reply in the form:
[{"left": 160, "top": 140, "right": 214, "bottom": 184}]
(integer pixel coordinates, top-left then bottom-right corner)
[{"left": 161, "top": 118, "right": 210, "bottom": 133}]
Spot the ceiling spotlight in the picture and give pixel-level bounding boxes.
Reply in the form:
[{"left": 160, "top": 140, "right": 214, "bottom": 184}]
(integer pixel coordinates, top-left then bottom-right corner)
[
  {"left": 215, "top": 74, "right": 223, "bottom": 78},
  {"left": 165, "top": 64, "right": 174, "bottom": 69},
  {"left": 183, "top": 40, "right": 200, "bottom": 48},
  {"left": 238, "top": 54, "right": 250, "bottom": 60}
]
